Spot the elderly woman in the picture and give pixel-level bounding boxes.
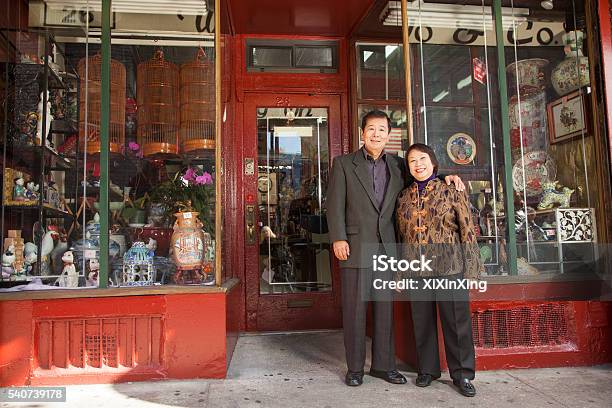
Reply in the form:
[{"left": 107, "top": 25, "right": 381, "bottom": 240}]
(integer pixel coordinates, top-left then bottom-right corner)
[{"left": 396, "top": 143, "right": 483, "bottom": 397}]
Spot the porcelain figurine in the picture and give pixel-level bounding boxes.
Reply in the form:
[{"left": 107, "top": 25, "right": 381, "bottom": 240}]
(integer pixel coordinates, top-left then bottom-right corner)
[
  {"left": 26, "top": 181, "right": 40, "bottom": 200},
  {"left": 537, "top": 181, "right": 574, "bottom": 210},
  {"left": 86, "top": 258, "right": 100, "bottom": 287},
  {"left": 50, "top": 229, "right": 68, "bottom": 275},
  {"left": 1, "top": 245, "right": 16, "bottom": 279},
  {"left": 36, "top": 91, "right": 53, "bottom": 147},
  {"left": 146, "top": 238, "right": 157, "bottom": 257},
  {"left": 57, "top": 250, "right": 78, "bottom": 287},
  {"left": 551, "top": 30, "right": 590, "bottom": 96},
  {"left": 13, "top": 177, "right": 27, "bottom": 201},
  {"left": 40, "top": 229, "right": 59, "bottom": 276}
]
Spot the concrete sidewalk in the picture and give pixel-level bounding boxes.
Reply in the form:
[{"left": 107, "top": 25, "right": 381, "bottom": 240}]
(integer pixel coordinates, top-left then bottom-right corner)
[{"left": 3, "top": 331, "right": 611, "bottom": 408}]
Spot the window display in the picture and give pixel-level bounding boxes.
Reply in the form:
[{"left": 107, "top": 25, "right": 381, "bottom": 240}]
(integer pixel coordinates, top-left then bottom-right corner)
[
  {"left": 358, "top": 0, "right": 600, "bottom": 278},
  {"left": 1, "top": 0, "right": 219, "bottom": 290}
]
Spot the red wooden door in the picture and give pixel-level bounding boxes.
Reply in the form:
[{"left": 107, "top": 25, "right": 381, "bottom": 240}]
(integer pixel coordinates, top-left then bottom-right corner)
[{"left": 243, "top": 93, "right": 343, "bottom": 331}]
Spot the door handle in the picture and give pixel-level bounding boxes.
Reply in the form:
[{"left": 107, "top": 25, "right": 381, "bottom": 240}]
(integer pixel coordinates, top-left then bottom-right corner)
[{"left": 246, "top": 205, "right": 256, "bottom": 245}]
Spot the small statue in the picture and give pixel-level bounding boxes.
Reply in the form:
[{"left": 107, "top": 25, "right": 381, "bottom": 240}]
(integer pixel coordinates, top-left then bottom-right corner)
[
  {"left": 26, "top": 181, "right": 40, "bottom": 200},
  {"left": 40, "top": 229, "right": 59, "bottom": 276},
  {"left": 57, "top": 251, "right": 78, "bottom": 287},
  {"left": 1, "top": 245, "right": 16, "bottom": 279},
  {"left": 146, "top": 238, "right": 157, "bottom": 257},
  {"left": 36, "top": 91, "right": 54, "bottom": 147},
  {"left": 13, "top": 177, "right": 27, "bottom": 201},
  {"left": 538, "top": 181, "right": 574, "bottom": 210},
  {"left": 86, "top": 258, "right": 100, "bottom": 287},
  {"left": 23, "top": 242, "right": 37, "bottom": 274}
]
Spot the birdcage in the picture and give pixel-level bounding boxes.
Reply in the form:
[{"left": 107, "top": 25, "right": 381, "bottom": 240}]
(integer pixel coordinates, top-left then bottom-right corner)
[
  {"left": 78, "top": 54, "right": 126, "bottom": 154},
  {"left": 179, "top": 48, "right": 215, "bottom": 154},
  {"left": 137, "top": 50, "right": 179, "bottom": 157}
]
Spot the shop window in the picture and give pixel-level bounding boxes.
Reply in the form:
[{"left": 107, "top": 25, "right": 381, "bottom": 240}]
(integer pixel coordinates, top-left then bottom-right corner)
[
  {"left": 1, "top": 0, "right": 221, "bottom": 290},
  {"left": 355, "top": 1, "right": 602, "bottom": 278}
]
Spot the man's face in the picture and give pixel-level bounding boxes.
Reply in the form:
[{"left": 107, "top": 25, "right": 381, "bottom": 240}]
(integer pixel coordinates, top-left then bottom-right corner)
[{"left": 361, "top": 117, "right": 390, "bottom": 157}]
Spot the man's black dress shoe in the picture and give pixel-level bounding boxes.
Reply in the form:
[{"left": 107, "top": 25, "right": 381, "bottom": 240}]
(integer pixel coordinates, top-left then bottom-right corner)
[
  {"left": 415, "top": 374, "right": 439, "bottom": 387},
  {"left": 345, "top": 371, "right": 364, "bottom": 386},
  {"left": 453, "top": 378, "right": 476, "bottom": 397},
  {"left": 369, "top": 369, "right": 407, "bottom": 384}
]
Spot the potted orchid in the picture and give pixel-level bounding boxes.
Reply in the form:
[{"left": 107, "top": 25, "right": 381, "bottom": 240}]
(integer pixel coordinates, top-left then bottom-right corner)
[{"left": 149, "top": 166, "right": 215, "bottom": 236}]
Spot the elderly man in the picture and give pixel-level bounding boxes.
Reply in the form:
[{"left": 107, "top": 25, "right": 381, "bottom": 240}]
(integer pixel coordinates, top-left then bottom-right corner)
[{"left": 327, "top": 110, "right": 463, "bottom": 386}]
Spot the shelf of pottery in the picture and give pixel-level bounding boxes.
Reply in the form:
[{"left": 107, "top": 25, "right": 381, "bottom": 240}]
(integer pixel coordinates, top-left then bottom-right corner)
[{"left": 1, "top": 35, "right": 81, "bottom": 286}]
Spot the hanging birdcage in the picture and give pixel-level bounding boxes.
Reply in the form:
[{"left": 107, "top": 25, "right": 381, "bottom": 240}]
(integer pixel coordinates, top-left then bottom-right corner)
[
  {"left": 137, "top": 50, "right": 180, "bottom": 157},
  {"left": 179, "top": 48, "right": 215, "bottom": 154},
  {"left": 77, "top": 54, "right": 126, "bottom": 154}
]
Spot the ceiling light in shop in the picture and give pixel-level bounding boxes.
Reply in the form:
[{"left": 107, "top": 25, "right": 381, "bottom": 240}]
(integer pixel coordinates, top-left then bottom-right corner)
[
  {"left": 44, "top": 0, "right": 209, "bottom": 15},
  {"left": 380, "top": 0, "right": 530, "bottom": 30},
  {"left": 541, "top": 1, "right": 554, "bottom": 10}
]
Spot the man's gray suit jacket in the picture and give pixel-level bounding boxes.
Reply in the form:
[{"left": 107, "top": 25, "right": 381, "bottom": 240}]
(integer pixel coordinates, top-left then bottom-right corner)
[{"left": 326, "top": 150, "right": 408, "bottom": 269}]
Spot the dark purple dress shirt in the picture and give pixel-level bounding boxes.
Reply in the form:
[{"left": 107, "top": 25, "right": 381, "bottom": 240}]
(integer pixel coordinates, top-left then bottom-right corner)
[{"left": 363, "top": 148, "right": 390, "bottom": 210}]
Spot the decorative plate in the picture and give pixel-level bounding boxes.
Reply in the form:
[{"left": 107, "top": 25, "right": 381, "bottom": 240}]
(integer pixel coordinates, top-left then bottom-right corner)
[
  {"left": 446, "top": 133, "right": 476, "bottom": 165},
  {"left": 512, "top": 150, "right": 557, "bottom": 197}
]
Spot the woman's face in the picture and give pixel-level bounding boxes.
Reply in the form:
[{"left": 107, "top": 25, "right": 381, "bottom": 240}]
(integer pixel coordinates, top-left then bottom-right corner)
[{"left": 407, "top": 149, "right": 435, "bottom": 181}]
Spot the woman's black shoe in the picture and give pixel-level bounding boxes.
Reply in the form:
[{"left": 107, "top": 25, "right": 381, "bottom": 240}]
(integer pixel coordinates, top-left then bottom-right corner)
[
  {"left": 453, "top": 378, "right": 476, "bottom": 397},
  {"left": 345, "top": 371, "right": 364, "bottom": 386},
  {"left": 415, "top": 374, "right": 439, "bottom": 387}
]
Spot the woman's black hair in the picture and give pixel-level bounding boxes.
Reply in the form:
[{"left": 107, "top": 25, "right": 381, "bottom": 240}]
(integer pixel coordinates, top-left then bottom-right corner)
[{"left": 406, "top": 143, "right": 439, "bottom": 175}]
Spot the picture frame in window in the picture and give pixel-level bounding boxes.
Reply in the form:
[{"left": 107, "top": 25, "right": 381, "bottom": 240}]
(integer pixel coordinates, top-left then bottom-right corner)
[{"left": 546, "top": 90, "right": 590, "bottom": 144}]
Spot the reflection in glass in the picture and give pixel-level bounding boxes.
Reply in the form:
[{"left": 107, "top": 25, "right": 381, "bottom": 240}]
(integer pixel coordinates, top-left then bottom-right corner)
[{"left": 257, "top": 108, "right": 331, "bottom": 294}]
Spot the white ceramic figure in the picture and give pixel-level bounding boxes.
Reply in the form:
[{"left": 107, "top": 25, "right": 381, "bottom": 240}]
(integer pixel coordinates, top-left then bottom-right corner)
[
  {"left": 36, "top": 91, "right": 53, "bottom": 147},
  {"left": 50, "top": 230, "right": 68, "bottom": 275},
  {"left": 57, "top": 251, "right": 78, "bottom": 288},
  {"left": 1, "top": 245, "right": 16, "bottom": 279},
  {"left": 86, "top": 258, "right": 100, "bottom": 287},
  {"left": 40, "top": 229, "right": 59, "bottom": 276}
]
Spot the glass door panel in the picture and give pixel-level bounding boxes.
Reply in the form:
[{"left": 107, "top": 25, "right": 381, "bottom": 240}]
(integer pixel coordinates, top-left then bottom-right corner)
[{"left": 256, "top": 107, "right": 331, "bottom": 294}]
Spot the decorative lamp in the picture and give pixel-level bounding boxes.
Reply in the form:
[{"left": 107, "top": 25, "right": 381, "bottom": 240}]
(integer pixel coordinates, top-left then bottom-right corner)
[
  {"left": 179, "top": 48, "right": 215, "bottom": 154},
  {"left": 77, "top": 54, "right": 126, "bottom": 154},
  {"left": 122, "top": 241, "right": 155, "bottom": 286},
  {"left": 137, "top": 50, "right": 179, "bottom": 157}
]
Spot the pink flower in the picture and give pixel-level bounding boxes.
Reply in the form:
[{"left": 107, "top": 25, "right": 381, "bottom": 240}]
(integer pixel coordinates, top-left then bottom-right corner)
[
  {"left": 128, "top": 141, "right": 140, "bottom": 152},
  {"left": 195, "top": 172, "right": 213, "bottom": 185},
  {"left": 183, "top": 167, "right": 197, "bottom": 181}
]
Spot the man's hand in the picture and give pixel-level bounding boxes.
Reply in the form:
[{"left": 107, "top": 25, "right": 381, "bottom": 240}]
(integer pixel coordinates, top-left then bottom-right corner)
[
  {"left": 444, "top": 175, "right": 465, "bottom": 192},
  {"left": 333, "top": 240, "right": 350, "bottom": 261}
]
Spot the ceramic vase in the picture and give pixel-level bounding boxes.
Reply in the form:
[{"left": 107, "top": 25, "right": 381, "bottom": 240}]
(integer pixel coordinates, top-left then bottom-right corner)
[
  {"left": 508, "top": 86, "right": 548, "bottom": 161},
  {"left": 170, "top": 211, "right": 206, "bottom": 271},
  {"left": 506, "top": 58, "right": 549, "bottom": 93},
  {"left": 551, "top": 30, "right": 590, "bottom": 96}
]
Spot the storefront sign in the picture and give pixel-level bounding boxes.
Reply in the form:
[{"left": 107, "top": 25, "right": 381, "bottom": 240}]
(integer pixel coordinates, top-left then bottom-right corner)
[{"left": 404, "top": 21, "right": 563, "bottom": 47}]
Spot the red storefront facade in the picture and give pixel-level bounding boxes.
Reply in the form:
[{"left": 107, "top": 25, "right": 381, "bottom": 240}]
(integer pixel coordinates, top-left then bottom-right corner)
[{"left": 1, "top": 0, "right": 612, "bottom": 386}]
